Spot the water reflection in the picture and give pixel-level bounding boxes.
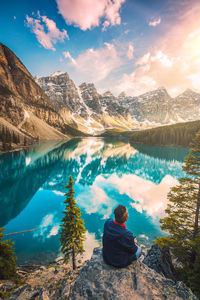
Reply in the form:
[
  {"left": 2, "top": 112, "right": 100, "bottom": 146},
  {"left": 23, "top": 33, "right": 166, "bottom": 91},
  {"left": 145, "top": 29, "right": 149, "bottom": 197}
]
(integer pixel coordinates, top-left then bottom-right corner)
[{"left": 0, "top": 138, "right": 188, "bottom": 264}]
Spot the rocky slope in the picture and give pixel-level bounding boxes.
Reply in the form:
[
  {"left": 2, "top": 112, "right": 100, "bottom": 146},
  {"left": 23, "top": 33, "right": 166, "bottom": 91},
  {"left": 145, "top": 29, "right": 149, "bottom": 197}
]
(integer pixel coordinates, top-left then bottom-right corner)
[
  {"left": 36, "top": 74, "right": 136, "bottom": 134},
  {"left": 0, "top": 43, "right": 69, "bottom": 141},
  {"left": 119, "top": 87, "right": 200, "bottom": 125},
  {"left": 70, "top": 247, "right": 196, "bottom": 300},
  {"left": 37, "top": 69, "right": 200, "bottom": 133},
  {"left": 1, "top": 245, "right": 197, "bottom": 300}
]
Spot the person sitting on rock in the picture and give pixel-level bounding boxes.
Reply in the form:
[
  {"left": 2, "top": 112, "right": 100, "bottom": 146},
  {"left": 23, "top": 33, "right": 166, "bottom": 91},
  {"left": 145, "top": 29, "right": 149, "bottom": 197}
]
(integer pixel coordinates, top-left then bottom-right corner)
[{"left": 102, "top": 205, "right": 142, "bottom": 268}]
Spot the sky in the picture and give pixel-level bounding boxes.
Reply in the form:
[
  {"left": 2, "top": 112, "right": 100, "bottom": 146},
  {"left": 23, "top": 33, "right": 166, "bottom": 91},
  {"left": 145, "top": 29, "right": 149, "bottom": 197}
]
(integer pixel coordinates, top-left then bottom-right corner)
[{"left": 1, "top": 0, "right": 200, "bottom": 97}]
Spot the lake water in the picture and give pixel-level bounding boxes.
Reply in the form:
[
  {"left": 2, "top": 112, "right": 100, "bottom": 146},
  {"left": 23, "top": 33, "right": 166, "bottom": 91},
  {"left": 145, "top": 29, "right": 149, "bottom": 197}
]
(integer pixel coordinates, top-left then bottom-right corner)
[{"left": 0, "top": 138, "right": 188, "bottom": 265}]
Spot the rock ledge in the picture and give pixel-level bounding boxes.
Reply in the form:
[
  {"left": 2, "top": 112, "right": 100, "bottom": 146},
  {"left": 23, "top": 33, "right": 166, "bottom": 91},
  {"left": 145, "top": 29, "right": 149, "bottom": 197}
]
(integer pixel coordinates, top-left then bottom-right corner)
[{"left": 70, "top": 247, "right": 197, "bottom": 300}]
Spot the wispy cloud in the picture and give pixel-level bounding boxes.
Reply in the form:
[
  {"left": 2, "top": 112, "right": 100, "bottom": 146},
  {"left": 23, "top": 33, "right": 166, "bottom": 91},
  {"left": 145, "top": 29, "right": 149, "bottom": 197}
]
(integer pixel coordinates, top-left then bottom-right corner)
[
  {"left": 63, "top": 51, "right": 77, "bottom": 65},
  {"left": 25, "top": 12, "right": 69, "bottom": 51},
  {"left": 126, "top": 43, "right": 134, "bottom": 60},
  {"left": 56, "top": 0, "right": 126, "bottom": 31},
  {"left": 148, "top": 17, "right": 161, "bottom": 27},
  {"left": 63, "top": 42, "right": 122, "bottom": 83}
]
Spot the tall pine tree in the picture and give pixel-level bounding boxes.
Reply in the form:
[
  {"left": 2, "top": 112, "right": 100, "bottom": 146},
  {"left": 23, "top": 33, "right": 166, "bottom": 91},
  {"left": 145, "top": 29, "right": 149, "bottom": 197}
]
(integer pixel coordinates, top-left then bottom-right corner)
[
  {"left": 60, "top": 176, "right": 86, "bottom": 270},
  {"left": 0, "top": 227, "right": 18, "bottom": 280},
  {"left": 155, "top": 132, "right": 200, "bottom": 296}
]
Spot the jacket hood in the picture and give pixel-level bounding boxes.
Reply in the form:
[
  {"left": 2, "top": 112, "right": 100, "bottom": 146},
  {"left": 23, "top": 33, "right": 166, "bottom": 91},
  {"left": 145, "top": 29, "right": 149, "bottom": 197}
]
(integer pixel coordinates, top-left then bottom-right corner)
[{"left": 104, "top": 219, "right": 127, "bottom": 240}]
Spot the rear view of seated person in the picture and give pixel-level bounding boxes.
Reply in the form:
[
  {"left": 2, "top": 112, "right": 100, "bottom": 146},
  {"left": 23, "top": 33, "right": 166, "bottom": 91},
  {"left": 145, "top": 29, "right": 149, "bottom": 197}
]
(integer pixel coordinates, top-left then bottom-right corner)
[{"left": 102, "top": 205, "right": 141, "bottom": 268}]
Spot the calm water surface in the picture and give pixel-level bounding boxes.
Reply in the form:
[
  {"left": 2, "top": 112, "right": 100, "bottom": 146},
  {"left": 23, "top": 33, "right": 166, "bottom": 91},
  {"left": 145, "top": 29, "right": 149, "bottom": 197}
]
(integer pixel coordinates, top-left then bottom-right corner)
[{"left": 0, "top": 138, "right": 188, "bottom": 264}]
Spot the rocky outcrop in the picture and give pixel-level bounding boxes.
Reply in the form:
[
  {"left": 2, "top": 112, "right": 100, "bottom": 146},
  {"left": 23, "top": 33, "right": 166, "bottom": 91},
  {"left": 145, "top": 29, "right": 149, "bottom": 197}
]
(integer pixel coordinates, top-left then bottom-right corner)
[
  {"left": 70, "top": 247, "right": 197, "bottom": 300},
  {"left": 143, "top": 244, "right": 177, "bottom": 281},
  {"left": 0, "top": 43, "right": 69, "bottom": 140},
  {"left": 173, "top": 89, "right": 200, "bottom": 121},
  {"left": 36, "top": 75, "right": 136, "bottom": 134},
  {"left": 2, "top": 258, "right": 80, "bottom": 300},
  {"left": 119, "top": 87, "right": 200, "bottom": 125}
]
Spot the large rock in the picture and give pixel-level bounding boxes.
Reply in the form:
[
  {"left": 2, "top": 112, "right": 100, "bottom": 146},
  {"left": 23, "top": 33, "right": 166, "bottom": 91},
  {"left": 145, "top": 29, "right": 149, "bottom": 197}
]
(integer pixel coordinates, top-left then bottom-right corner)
[
  {"left": 70, "top": 247, "right": 197, "bottom": 300},
  {"left": 143, "top": 244, "right": 177, "bottom": 281}
]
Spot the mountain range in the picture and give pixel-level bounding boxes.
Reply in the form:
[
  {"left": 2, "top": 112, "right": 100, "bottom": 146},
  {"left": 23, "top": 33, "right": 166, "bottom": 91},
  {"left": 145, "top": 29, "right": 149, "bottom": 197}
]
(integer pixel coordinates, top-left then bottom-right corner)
[{"left": 1, "top": 42, "right": 200, "bottom": 140}]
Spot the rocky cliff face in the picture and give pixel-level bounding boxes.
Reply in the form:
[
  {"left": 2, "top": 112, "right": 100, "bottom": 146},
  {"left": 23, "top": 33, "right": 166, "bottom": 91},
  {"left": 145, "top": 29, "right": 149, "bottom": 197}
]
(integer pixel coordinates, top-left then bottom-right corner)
[
  {"left": 37, "top": 69, "right": 200, "bottom": 132},
  {"left": 70, "top": 247, "right": 197, "bottom": 300},
  {"left": 36, "top": 74, "right": 136, "bottom": 134},
  {"left": 0, "top": 43, "right": 69, "bottom": 140},
  {"left": 119, "top": 87, "right": 200, "bottom": 125}
]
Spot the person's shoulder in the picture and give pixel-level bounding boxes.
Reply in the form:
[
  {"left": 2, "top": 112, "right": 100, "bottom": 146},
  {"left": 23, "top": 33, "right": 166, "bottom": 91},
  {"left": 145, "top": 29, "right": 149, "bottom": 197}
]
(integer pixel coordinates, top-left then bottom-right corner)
[
  {"left": 124, "top": 229, "right": 135, "bottom": 239},
  {"left": 105, "top": 218, "right": 113, "bottom": 225}
]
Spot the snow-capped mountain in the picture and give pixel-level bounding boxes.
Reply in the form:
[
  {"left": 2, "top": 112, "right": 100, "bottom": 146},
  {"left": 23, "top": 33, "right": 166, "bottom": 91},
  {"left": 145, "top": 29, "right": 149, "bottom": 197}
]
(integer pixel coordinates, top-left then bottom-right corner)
[
  {"left": 36, "top": 73, "right": 136, "bottom": 134},
  {"left": 36, "top": 71, "right": 200, "bottom": 133},
  {"left": 119, "top": 87, "right": 200, "bottom": 125}
]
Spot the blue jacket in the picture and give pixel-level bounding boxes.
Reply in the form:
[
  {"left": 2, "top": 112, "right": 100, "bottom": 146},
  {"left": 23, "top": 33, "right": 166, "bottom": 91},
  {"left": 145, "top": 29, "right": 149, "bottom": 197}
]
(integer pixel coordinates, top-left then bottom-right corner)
[{"left": 102, "top": 219, "right": 138, "bottom": 268}]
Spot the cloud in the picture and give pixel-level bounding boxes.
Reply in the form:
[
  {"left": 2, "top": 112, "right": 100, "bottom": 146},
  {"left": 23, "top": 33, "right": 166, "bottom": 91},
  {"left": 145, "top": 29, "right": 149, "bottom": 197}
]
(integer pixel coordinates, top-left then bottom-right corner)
[
  {"left": 56, "top": 0, "right": 126, "bottom": 31},
  {"left": 148, "top": 17, "right": 161, "bottom": 27},
  {"left": 126, "top": 43, "right": 134, "bottom": 60},
  {"left": 25, "top": 12, "right": 69, "bottom": 51},
  {"left": 63, "top": 42, "right": 122, "bottom": 83},
  {"left": 116, "top": 37, "right": 200, "bottom": 97},
  {"left": 63, "top": 51, "right": 77, "bottom": 65}
]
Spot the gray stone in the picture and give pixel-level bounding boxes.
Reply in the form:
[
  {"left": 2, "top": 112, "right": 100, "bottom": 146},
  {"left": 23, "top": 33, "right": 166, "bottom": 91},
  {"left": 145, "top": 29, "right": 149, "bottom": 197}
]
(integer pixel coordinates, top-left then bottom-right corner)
[
  {"left": 143, "top": 244, "right": 176, "bottom": 281},
  {"left": 70, "top": 247, "right": 197, "bottom": 300}
]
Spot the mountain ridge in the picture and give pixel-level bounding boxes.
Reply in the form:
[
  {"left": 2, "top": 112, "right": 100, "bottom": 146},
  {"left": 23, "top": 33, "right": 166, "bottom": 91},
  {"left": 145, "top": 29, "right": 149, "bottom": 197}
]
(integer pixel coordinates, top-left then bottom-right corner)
[
  {"left": 37, "top": 70, "right": 200, "bottom": 132},
  {"left": 1, "top": 42, "right": 200, "bottom": 141}
]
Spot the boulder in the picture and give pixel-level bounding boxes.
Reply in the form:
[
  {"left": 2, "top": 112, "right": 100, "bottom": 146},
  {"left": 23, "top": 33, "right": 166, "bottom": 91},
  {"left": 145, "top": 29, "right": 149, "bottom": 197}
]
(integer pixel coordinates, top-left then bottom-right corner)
[
  {"left": 143, "top": 244, "right": 177, "bottom": 281},
  {"left": 70, "top": 247, "right": 197, "bottom": 300}
]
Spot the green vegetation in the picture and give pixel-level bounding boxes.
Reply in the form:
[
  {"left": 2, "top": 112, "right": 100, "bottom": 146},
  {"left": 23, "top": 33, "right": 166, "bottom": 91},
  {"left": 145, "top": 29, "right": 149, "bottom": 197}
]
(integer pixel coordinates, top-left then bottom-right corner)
[
  {"left": 60, "top": 175, "right": 86, "bottom": 270},
  {"left": 155, "top": 132, "right": 200, "bottom": 297},
  {"left": 129, "top": 120, "right": 200, "bottom": 147},
  {"left": 0, "top": 227, "right": 18, "bottom": 280}
]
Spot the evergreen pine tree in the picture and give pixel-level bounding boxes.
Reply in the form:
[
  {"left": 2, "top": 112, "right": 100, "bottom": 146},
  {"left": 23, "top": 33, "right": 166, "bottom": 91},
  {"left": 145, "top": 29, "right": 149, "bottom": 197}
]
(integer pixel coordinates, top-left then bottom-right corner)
[
  {"left": 155, "top": 132, "right": 200, "bottom": 296},
  {"left": 24, "top": 137, "right": 27, "bottom": 146},
  {"left": 60, "top": 176, "right": 86, "bottom": 270},
  {"left": 1, "top": 126, "right": 6, "bottom": 150},
  {"left": 0, "top": 227, "right": 18, "bottom": 280}
]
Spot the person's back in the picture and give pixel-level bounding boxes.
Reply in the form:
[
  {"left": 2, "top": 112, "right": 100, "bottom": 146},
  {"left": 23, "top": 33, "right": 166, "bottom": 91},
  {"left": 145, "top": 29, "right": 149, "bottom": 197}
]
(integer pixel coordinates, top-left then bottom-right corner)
[{"left": 102, "top": 205, "right": 141, "bottom": 268}]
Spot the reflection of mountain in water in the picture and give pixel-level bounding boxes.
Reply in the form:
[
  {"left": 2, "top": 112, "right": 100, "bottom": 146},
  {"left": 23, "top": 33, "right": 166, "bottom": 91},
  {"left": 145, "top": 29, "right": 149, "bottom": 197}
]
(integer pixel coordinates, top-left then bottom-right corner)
[
  {"left": 0, "top": 138, "right": 188, "bottom": 228},
  {"left": 0, "top": 140, "right": 79, "bottom": 226}
]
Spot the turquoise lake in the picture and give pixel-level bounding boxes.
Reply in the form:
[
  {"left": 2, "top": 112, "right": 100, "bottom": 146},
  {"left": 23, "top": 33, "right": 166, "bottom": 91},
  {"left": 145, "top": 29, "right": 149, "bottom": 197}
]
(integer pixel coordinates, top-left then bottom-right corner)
[{"left": 0, "top": 138, "right": 188, "bottom": 265}]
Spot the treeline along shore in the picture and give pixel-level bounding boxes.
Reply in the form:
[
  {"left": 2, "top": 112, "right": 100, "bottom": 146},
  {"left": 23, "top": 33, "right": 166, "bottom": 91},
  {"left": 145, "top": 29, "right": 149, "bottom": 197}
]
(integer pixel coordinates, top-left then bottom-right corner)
[{"left": 129, "top": 120, "right": 200, "bottom": 147}]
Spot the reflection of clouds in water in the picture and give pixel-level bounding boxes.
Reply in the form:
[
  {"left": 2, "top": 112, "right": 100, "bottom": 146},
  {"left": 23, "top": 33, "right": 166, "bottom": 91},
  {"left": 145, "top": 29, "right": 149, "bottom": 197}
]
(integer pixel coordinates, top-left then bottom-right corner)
[
  {"left": 49, "top": 182, "right": 56, "bottom": 186},
  {"left": 81, "top": 231, "right": 100, "bottom": 261},
  {"left": 52, "top": 190, "right": 65, "bottom": 196},
  {"left": 47, "top": 225, "right": 60, "bottom": 238},
  {"left": 139, "top": 234, "right": 149, "bottom": 240},
  {"left": 107, "top": 173, "right": 178, "bottom": 218},
  {"left": 25, "top": 157, "right": 31, "bottom": 166},
  {"left": 77, "top": 184, "right": 116, "bottom": 219},
  {"left": 33, "top": 213, "right": 60, "bottom": 241},
  {"left": 56, "top": 231, "right": 100, "bottom": 263}
]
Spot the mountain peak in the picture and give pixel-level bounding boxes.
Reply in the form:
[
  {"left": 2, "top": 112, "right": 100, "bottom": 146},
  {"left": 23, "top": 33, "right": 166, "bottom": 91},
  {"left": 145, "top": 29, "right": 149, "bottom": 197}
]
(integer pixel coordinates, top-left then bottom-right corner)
[
  {"left": 118, "top": 91, "right": 127, "bottom": 98},
  {"left": 51, "top": 71, "right": 67, "bottom": 77},
  {"left": 103, "top": 91, "right": 114, "bottom": 97}
]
